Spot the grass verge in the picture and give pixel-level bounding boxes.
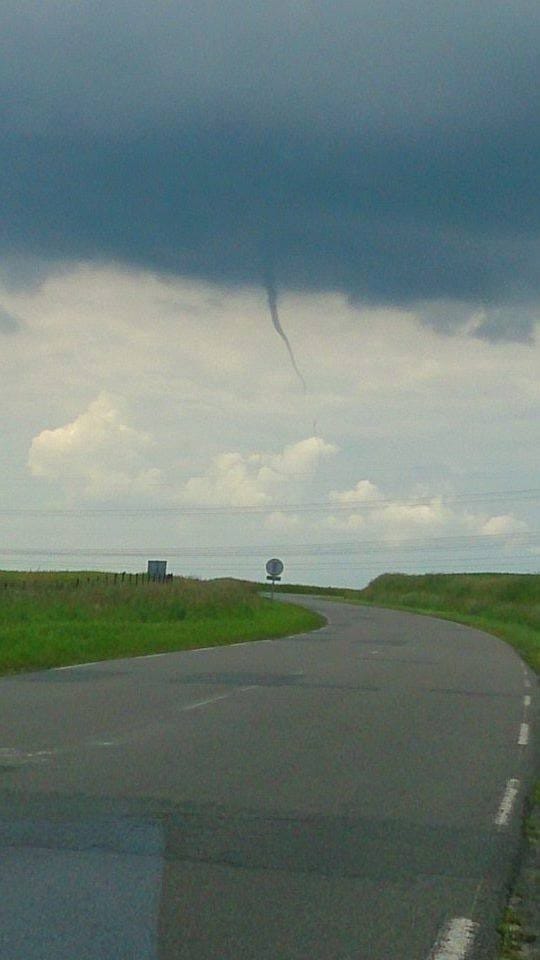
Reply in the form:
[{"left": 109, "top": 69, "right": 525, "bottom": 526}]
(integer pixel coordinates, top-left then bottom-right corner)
[{"left": 0, "top": 572, "right": 324, "bottom": 675}]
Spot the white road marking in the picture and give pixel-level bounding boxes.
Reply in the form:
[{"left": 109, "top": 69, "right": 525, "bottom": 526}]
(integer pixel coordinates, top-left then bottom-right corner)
[
  {"left": 55, "top": 660, "right": 101, "bottom": 671},
  {"left": 524, "top": 679, "right": 531, "bottom": 688},
  {"left": 0, "top": 747, "right": 54, "bottom": 763},
  {"left": 54, "top": 643, "right": 256, "bottom": 671},
  {"left": 181, "top": 692, "right": 235, "bottom": 711},
  {"left": 428, "top": 918, "right": 478, "bottom": 959},
  {"left": 518, "top": 723, "right": 529, "bottom": 746},
  {"left": 494, "top": 778, "right": 520, "bottom": 827},
  {"left": 181, "top": 681, "right": 260, "bottom": 710},
  {"left": 1, "top": 683, "right": 255, "bottom": 765},
  {"left": 524, "top": 695, "right": 531, "bottom": 708}
]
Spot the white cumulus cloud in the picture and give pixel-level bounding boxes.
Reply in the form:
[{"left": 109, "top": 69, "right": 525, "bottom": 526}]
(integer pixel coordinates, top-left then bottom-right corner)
[
  {"left": 180, "top": 436, "right": 337, "bottom": 507},
  {"left": 329, "top": 479, "right": 379, "bottom": 504},
  {"left": 264, "top": 511, "right": 302, "bottom": 532},
  {"left": 481, "top": 514, "right": 528, "bottom": 537},
  {"left": 325, "top": 481, "right": 527, "bottom": 544},
  {"left": 28, "top": 392, "right": 162, "bottom": 498}
]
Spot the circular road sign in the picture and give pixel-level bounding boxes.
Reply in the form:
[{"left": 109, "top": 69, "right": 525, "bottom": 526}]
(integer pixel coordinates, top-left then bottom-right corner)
[{"left": 265, "top": 558, "right": 284, "bottom": 578}]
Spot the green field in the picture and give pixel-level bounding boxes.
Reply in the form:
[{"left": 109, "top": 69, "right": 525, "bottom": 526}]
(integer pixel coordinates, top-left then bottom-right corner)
[
  {"left": 0, "top": 572, "right": 323, "bottom": 675},
  {"left": 273, "top": 572, "right": 540, "bottom": 673}
]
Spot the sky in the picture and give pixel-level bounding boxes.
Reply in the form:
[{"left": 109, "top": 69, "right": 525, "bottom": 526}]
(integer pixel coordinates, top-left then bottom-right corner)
[{"left": 1, "top": 0, "right": 538, "bottom": 586}]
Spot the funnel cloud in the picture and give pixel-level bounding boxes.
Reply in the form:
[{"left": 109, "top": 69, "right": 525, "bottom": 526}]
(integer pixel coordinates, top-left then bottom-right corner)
[{"left": 264, "top": 272, "right": 306, "bottom": 390}]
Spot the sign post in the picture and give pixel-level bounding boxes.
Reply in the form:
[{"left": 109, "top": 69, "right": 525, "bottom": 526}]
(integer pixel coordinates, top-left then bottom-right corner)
[{"left": 265, "top": 558, "right": 284, "bottom": 600}]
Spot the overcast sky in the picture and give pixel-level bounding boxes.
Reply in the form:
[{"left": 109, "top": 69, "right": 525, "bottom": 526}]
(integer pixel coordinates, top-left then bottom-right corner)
[{"left": 1, "top": 1, "right": 538, "bottom": 585}]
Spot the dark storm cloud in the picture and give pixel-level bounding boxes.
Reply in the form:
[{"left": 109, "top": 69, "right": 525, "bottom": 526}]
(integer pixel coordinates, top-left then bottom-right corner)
[{"left": 1, "top": 0, "right": 540, "bottom": 340}]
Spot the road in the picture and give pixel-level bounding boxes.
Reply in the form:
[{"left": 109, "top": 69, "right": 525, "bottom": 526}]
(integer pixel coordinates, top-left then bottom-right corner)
[{"left": 0, "top": 596, "right": 536, "bottom": 959}]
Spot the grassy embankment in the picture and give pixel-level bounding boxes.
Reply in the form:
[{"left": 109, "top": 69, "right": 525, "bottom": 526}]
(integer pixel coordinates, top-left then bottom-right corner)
[
  {"left": 273, "top": 573, "right": 540, "bottom": 672},
  {"left": 0, "top": 572, "right": 323, "bottom": 675}
]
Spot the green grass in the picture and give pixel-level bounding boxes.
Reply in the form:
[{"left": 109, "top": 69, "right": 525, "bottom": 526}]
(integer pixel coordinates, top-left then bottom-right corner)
[
  {"left": 0, "top": 572, "right": 324, "bottom": 675},
  {"left": 497, "top": 907, "right": 529, "bottom": 960}
]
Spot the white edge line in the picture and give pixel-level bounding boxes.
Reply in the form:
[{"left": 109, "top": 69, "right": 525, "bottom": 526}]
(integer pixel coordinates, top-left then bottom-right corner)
[
  {"left": 518, "top": 722, "right": 529, "bottom": 746},
  {"left": 494, "top": 778, "right": 520, "bottom": 827},
  {"left": 428, "top": 917, "right": 479, "bottom": 960},
  {"left": 55, "top": 652, "right": 168, "bottom": 670},
  {"left": 524, "top": 695, "right": 531, "bottom": 708},
  {"left": 55, "top": 660, "right": 101, "bottom": 671}
]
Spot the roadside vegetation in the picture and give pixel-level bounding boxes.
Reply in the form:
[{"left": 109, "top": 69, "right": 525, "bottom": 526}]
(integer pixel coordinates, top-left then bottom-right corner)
[
  {"left": 0, "top": 572, "right": 323, "bottom": 675},
  {"left": 273, "top": 572, "right": 540, "bottom": 672}
]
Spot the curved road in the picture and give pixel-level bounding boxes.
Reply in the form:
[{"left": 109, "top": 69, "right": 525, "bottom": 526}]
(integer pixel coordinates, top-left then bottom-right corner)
[{"left": 0, "top": 597, "right": 536, "bottom": 959}]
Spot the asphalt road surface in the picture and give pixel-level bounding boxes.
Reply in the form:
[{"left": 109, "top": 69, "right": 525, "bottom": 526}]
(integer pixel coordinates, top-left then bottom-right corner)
[{"left": 0, "top": 596, "right": 536, "bottom": 959}]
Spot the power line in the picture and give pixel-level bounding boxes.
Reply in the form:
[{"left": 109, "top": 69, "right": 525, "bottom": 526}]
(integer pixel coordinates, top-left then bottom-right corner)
[
  {"left": 2, "top": 488, "right": 539, "bottom": 518},
  {"left": 0, "top": 536, "right": 537, "bottom": 561}
]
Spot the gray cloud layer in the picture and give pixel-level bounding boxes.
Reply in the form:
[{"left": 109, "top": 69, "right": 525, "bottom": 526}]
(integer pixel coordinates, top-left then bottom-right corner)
[
  {"left": 2, "top": 0, "right": 539, "bottom": 339},
  {"left": 0, "top": 308, "right": 21, "bottom": 335}
]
